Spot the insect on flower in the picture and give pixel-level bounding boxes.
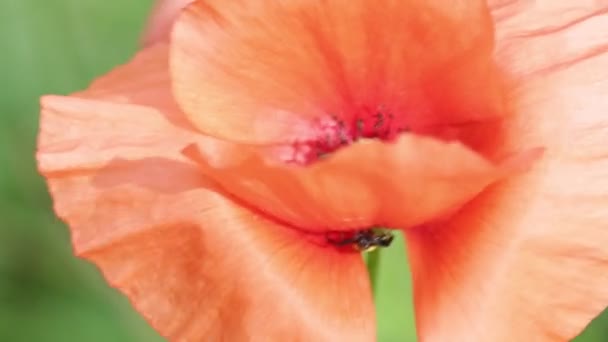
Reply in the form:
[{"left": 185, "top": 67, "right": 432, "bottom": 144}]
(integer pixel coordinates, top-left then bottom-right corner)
[{"left": 326, "top": 229, "right": 395, "bottom": 252}]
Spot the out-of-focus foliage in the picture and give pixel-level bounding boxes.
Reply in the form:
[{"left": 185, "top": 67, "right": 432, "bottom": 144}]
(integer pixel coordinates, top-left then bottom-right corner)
[
  {"left": 0, "top": 0, "right": 605, "bottom": 341},
  {"left": 0, "top": 1, "right": 163, "bottom": 341}
]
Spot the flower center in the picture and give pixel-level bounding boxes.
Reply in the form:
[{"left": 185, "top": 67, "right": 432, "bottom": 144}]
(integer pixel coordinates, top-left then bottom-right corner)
[{"left": 280, "top": 106, "right": 410, "bottom": 165}]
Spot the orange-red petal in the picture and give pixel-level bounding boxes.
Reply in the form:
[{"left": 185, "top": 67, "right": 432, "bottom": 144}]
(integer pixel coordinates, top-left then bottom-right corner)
[
  {"left": 185, "top": 134, "right": 539, "bottom": 232},
  {"left": 170, "top": 0, "right": 503, "bottom": 145},
  {"left": 407, "top": 3, "right": 608, "bottom": 341},
  {"left": 37, "top": 46, "right": 197, "bottom": 173},
  {"left": 37, "top": 46, "right": 374, "bottom": 340},
  {"left": 44, "top": 170, "right": 373, "bottom": 341},
  {"left": 142, "top": 0, "right": 195, "bottom": 46}
]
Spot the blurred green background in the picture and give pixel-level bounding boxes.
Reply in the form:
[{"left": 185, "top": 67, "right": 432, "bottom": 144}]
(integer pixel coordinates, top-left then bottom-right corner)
[{"left": 0, "top": 0, "right": 606, "bottom": 341}]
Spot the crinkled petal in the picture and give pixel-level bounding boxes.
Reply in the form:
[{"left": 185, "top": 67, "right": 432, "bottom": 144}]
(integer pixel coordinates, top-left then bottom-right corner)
[
  {"left": 44, "top": 171, "right": 373, "bottom": 341},
  {"left": 38, "top": 45, "right": 242, "bottom": 173},
  {"left": 37, "top": 46, "right": 373, "bottom": 341},
  {"left": 491, "top": 1, "right": 608, "bottom": 79},
  {"left": 170, "top": 0, "right": 504, "bottom": 145},
  {"left": 407, "top": 3, "right": 608, "bottom": 341},
  {"left": 185, "top": 134, "right": 539, "bottom": 232},
  {"left": 37, "top": 47, "right": 195, "bottom": 173}
]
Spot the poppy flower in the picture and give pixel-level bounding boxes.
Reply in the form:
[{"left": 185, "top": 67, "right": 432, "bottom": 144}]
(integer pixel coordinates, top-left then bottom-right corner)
[{"left": 36, "top": 0, "right": 608, "bottom": 341}]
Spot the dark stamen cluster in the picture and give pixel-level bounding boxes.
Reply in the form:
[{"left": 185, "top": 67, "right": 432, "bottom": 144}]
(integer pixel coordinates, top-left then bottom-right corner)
[{"left": 282, "top": 106, "right": 410, "bottom": 164}]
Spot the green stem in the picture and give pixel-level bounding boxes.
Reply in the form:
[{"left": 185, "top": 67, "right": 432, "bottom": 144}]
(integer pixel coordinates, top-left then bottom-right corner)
[{"left": 366, "top": 249, "right": 381, "bottom": 296}]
